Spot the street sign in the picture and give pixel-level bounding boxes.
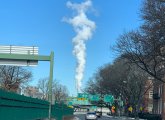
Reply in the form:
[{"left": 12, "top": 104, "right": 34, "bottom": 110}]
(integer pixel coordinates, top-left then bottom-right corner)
[
  {"left": 77, "top": 93, "right": 88, "bottom": 99},
  {"left": 104, "top": 95, "right": 114, "bottom": 103},
  {"left": 89, "top": 94, "right": 100, "bottom": 101},
  {"left": 77, "top": 98, "right": 86, "bottom": 101}
]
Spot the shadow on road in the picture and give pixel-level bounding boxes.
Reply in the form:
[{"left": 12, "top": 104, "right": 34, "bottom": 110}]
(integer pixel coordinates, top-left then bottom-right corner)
[{"left": 63, "top": 115, "right": 80, "bottom": 120}]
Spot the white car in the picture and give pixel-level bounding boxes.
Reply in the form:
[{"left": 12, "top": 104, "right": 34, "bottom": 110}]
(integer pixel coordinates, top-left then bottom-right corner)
[{"left": 85, "top": 112, "right": 98, "bottom": 120}]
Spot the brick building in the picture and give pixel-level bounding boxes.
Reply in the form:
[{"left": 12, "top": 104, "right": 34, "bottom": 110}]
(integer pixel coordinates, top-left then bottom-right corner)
[
  {"left": 141, "top": 78, "right": 165, "bottom": 119},
  {"left": 153, "top": 81, "right": 164, "bottom": 118},
  {"left": 143, "top": 80, "right": 153, "bottom": 113}
]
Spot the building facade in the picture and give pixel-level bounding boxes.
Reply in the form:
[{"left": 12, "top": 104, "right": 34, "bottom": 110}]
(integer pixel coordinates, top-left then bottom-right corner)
[{"left": 143, "top": 80, "right": 153, "bottom": 113}]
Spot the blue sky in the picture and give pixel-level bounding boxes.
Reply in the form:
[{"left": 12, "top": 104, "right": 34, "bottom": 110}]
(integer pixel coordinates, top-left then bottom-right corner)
[{"left": 0, "top": 0, "right": 142, "bottom": 95}]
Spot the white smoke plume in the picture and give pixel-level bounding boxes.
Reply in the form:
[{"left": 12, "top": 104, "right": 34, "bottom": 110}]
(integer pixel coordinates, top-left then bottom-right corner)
[{"left": 64, "top": 0, "right": 96, "bottom": 93}]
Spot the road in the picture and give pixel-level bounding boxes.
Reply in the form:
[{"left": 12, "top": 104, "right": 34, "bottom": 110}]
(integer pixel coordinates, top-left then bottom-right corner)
[
  {"left": 75, "top": 114, "right": 139, "bottom": 120},
  {"left": 75, "top": 114, "right": 109, "bottom": 120}
]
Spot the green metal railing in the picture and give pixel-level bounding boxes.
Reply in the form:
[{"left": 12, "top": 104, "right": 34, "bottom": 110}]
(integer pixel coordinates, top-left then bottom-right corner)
[{"left": 0, "top": 89, "right": 73, "bottom": 120}]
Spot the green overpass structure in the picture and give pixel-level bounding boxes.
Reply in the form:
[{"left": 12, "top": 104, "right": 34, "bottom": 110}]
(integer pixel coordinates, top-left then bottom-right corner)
[
  {"left": 0, "top": 45, "right": 54, "bottom": 119},
  {"left": 67, "top": 93, "right": 117, "bottom": 112},
  {"left": 0, "top": 45, "right": 74, "bottom": 119}
]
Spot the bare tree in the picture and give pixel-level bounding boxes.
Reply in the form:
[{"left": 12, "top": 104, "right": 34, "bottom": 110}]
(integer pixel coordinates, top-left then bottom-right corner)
[
  {"left": 115, "top": 0, "right": 165, "bottom": 83},
  {"left": 0, "top": 66, "right": 32, "bottom": 92},
  {"left": 85, "top": 58, "right": 150, "bottom": 113},
  {"left": 37, "top": 78, "right": 69, "bottom": 102},
  {"left": 85, "top": 78, "right": 98, "bottom": 94},
  {"left": 37, "top": 77, "right": 49, "bottom": 100},
  {"left": 52, "top": 82, "right": 69, "bottom": 103}
]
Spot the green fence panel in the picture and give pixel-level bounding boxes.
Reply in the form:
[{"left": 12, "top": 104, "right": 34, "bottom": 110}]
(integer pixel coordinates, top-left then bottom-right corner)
[
  {"left": 0, "top": 89, "right": 74, "bottom": 120},
  {"left": 0, "top": 89, "right": 49, "bottom": 120},
  {"left": 51, "top": 103, "right": 74, "bottom": 120}
]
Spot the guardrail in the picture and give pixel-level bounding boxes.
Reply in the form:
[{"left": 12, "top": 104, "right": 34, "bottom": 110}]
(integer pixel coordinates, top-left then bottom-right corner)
[{"left": 0, "top": 45, "right": 38, "bottom": 55}]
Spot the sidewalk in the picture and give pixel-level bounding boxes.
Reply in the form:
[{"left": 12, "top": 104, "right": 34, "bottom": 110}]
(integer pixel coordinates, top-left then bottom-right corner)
[
  {"left": 119, "top": 117, "right": 146, "bottom": 120},
  {"left": 105, "top": 115, "right": 147, "bottom": 120}
]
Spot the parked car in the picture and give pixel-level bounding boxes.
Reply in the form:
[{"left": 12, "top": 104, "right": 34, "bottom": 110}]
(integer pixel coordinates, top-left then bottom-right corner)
[
  {"left": 85, "top": 112, "right": 98, "bottom": 120},
  {"left": 96, "top": 111, "right": 102, "bottom": 118}
]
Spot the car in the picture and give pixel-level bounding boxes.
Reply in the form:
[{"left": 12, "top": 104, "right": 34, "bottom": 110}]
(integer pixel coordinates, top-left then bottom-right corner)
[
  {"left": 85, "top": 112, "right": 98, "bottom": 120},
  {"left": 96, "top": 111, "right": 102, "bottom": 118}
]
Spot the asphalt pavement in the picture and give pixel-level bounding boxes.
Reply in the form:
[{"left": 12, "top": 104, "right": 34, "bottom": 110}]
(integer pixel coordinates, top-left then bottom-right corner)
[
  {"left": 75, "top": 114, "right": 110, "bottom": 120},
  {"left": 74, "top": 114, "right": 146, "bottom": 120}
]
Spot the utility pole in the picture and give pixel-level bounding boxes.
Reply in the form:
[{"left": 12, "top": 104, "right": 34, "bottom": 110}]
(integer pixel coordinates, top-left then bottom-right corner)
[
  {"left": 100, "top": 93, "right": 103, "bottom": 116},
  {"left": 48, "top": 52, "right": 54, "bottom": 120}
]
